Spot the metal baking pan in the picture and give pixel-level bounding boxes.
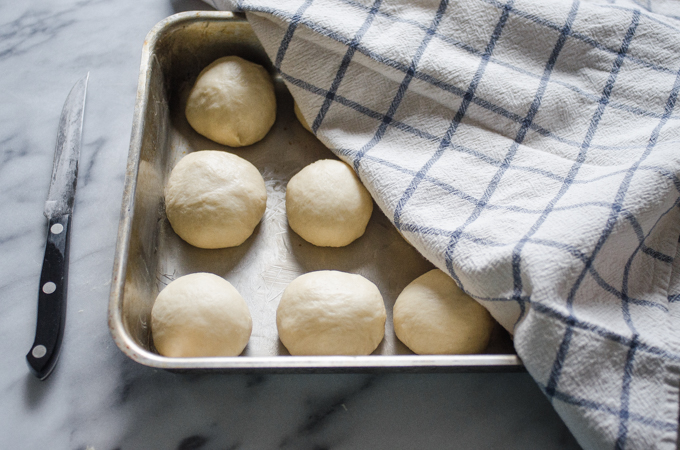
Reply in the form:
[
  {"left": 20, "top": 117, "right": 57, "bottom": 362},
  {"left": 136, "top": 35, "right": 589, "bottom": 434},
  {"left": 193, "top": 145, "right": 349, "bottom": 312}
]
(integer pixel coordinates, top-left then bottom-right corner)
[{"left": 108, "top": 11, "right": 522, "bottom": 372}]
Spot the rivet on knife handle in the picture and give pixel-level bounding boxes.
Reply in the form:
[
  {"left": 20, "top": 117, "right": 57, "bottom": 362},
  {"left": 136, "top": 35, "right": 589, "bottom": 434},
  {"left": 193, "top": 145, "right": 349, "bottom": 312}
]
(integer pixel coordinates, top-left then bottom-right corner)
[
  {"left": 27, "top": 73, "right": 88, "bottom": 380},
  {"left": 26, "top": 215, "right": 72, "bottom": 379}
]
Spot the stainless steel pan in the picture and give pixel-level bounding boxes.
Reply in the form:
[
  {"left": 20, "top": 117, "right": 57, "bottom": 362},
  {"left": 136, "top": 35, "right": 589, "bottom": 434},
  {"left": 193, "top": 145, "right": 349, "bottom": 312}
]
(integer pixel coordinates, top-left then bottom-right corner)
[{"left": 108, "top": 11, "right": 522, "bottom": 372}]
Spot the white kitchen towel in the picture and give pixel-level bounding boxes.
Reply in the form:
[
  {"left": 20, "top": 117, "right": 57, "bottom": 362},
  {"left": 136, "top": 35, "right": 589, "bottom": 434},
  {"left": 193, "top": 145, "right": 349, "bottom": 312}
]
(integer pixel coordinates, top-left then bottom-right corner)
[{"left": 205, "top": 0, "right": 680, "bottom": 448}]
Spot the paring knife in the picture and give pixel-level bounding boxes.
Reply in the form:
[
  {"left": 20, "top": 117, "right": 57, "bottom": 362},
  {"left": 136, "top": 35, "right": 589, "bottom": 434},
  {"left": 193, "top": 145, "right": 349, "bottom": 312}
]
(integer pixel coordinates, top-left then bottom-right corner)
[{"left": 26, "top": 74, "right": 89, "bottom": 380}]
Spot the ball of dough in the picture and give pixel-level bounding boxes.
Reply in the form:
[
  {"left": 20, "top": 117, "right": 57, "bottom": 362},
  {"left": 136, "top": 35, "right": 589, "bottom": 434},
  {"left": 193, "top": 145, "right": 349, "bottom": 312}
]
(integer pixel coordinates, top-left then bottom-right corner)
[
  {"left": 276, "top": 271, "right": 386, "bottom": 355},
  {"left": 286, "top": 159, "right": 373, "bottom": 247},
  {"left": 185, "top": 56, "right": 276, "bottom": 147},
  {"left": 393, "top": 269, "right": 494, "bottom": 355},
  {"left": 151, "top": 273, "right": 252, "bottom": 357},
  {"left": 294, "top": 101, "right": 313, "bottom": 133},
  {"left": 165, "top": 150, "right": 267, "bottom": 249}
]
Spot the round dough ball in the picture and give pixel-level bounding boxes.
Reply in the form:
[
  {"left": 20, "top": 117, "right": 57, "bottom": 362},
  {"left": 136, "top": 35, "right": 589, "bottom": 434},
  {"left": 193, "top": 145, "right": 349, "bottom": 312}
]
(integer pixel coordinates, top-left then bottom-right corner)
[
  {"left": 165, "top": 150, "right": 267, "bottom": 249},
  {"left": 276, "top": 270, "right": 386, "bottom": 355},
  {"left": 294, "top": 101, "right": 313, "bottom": 133},
  {"left": 151, "top": 273, "right": 252, "bottom": 357},
  {"left": 286, "top": 159, "right": 373, "bottom": 247},
  {"left": 185, "top": 56, "right": 276, "bottom": 147},
  {"left": 393, "top": 269, "right": 494, "bottom": 355}
]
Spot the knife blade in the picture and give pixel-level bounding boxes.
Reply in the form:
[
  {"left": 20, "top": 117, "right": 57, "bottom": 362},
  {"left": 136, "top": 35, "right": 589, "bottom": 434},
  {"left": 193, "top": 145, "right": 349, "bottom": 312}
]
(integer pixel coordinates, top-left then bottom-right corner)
[{"left": 26, "top": 73, "right": 89, "bottom": 380}]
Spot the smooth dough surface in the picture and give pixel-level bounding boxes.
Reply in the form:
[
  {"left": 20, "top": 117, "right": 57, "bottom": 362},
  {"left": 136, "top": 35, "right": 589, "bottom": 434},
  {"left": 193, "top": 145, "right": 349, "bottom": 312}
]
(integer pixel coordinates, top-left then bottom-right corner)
[
  {"left": 286, "top": 159, "right": 373, "bottom": 247},
  {"left": 151, "top": 272, "right": 252, "bottom": 357},
  {"left": 276, "top": 270, "right": 386, "bottom": 355},
  {"left": 393, "top": 269, "right": 494, "bottom": 355},
  {"left": 165, "top": 150, "right": 267, "bottom": 249},
  {"left": 294, "top": 101, "right": 313, "bottom": 133},
  {"left": 185, "top": 56, "right": 276, "bottom": 147}
]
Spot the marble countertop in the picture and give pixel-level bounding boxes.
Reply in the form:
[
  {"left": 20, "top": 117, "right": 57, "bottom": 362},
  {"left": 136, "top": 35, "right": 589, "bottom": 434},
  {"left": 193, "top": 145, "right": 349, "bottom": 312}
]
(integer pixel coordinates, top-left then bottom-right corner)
[{"left": 0, "top": 1, "right": 581, "bottom": 448}]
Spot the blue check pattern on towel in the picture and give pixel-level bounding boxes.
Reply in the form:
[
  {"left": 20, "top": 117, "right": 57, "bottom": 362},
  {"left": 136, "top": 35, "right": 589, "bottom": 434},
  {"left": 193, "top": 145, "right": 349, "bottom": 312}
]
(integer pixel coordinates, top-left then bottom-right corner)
[{"left": 207, "top": 0, "right": 680, "bottom": 447}]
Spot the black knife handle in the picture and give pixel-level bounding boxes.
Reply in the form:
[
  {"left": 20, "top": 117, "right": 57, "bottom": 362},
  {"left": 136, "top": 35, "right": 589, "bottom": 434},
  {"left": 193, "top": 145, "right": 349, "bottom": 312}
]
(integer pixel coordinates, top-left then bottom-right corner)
[{"left": 26, "top": 214, "right": 71, "bottom": 380}]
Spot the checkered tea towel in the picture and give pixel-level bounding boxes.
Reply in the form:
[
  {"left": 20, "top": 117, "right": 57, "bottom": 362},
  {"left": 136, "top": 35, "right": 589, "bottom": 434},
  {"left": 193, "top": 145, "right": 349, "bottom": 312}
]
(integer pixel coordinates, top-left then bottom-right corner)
[{"left": 205, "top": 0, "right": 680, "bottom": 447}]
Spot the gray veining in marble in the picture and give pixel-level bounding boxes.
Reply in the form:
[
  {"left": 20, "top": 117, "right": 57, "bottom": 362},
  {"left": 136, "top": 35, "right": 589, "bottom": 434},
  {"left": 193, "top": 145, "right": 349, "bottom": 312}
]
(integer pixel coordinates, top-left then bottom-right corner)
[{"left": 0, "top": 0, "right": 580, "bottom": 448}]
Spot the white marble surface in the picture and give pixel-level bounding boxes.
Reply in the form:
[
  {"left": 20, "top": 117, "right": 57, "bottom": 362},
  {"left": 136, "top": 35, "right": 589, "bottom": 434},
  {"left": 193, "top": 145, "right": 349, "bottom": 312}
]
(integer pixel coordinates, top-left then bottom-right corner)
[{"left": 0, "top": 0, "right": 581, "bottom": 448}]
